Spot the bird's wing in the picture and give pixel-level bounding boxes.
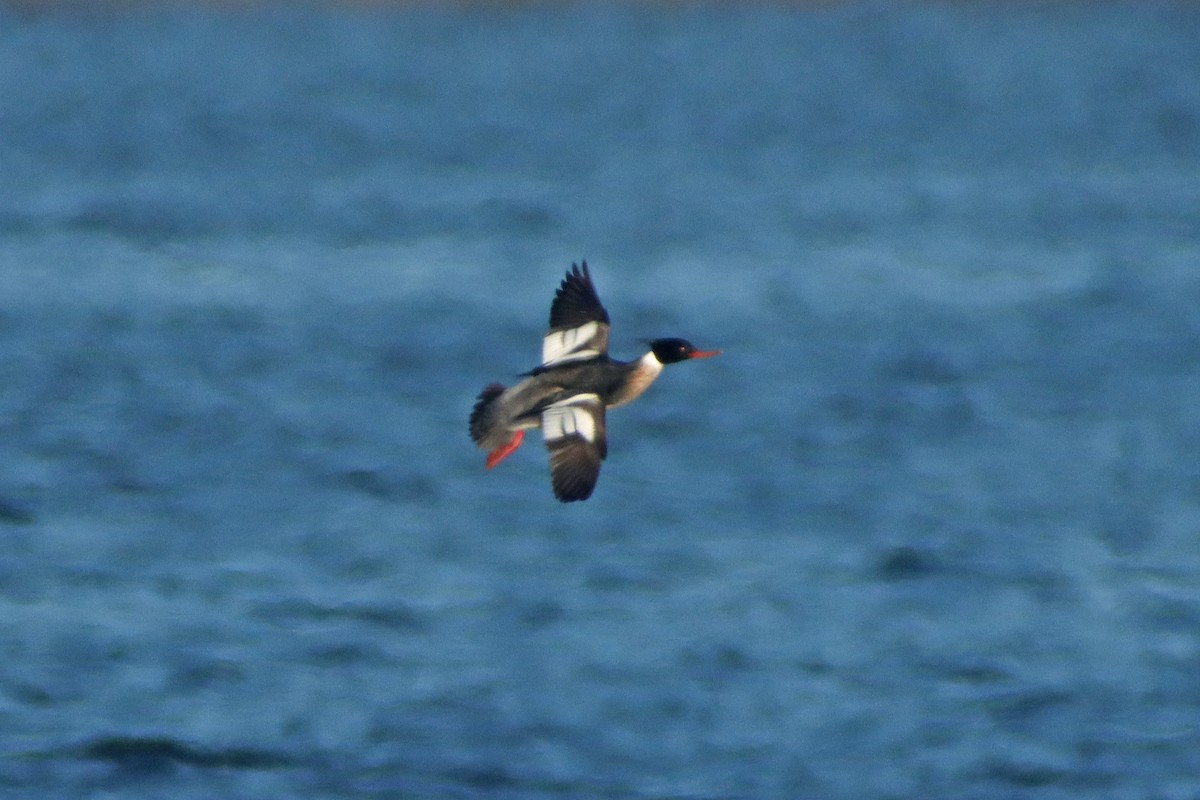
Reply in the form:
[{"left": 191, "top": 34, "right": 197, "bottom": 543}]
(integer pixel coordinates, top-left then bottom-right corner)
[
  {"left": 541, "top": 261, "right": 610, "bottom": 367},
  {"left": 541, "top": 393, "right": 607, "bottom": 502}
]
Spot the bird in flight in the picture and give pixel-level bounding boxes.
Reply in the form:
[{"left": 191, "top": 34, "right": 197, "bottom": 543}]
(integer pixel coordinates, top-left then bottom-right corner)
[{"left": 469, "top": 261, "right": 720, "bottom": 502}]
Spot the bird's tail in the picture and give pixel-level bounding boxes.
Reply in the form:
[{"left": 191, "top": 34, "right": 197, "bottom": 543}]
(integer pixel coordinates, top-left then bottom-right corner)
[{"left": 469, "top": 383, "right": 507, "bottom": 446}]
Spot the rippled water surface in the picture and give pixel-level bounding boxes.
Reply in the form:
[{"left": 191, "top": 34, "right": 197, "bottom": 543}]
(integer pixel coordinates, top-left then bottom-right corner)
[{"left": 3, "top": 3, "right": 1200, "bottom": 798}]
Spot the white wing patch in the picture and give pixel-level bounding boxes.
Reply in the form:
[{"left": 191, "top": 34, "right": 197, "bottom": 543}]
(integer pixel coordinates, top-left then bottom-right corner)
[
  {"left": 542, "top": 321, "right": 600, "bottom": 366},
  {"left": 541, "top": 394, "right": 600, "bottom": 443}
]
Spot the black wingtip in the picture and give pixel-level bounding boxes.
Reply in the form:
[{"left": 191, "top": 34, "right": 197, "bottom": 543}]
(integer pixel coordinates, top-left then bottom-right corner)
[
  {"left": 550, "top": 260, "right": 610, "bottom": 329},
  {"left": 554, "top": 481, "right": 596, "bottom": 503},
  {"left": 550, "top": 458, "right": 600, "bottom": 501},
  {"left": 567, "top": 259, "right": 589, "bottom": 283}
]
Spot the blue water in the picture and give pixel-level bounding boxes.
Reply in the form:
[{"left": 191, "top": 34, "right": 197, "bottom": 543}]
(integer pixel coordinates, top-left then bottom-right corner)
[{"left": 3, "top": 3, "right": 1200, "bottom": 798}]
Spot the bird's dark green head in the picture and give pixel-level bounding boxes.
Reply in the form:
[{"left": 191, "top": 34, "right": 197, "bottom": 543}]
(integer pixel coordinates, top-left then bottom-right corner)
[{"left": 648, "top": 338, "right": 721, "bottom": 365}]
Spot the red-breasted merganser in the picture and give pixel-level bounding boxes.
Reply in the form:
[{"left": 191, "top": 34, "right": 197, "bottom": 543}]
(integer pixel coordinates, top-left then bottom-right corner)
[{"left": 470, "top": 261, "right": 720, "bottom": 502}]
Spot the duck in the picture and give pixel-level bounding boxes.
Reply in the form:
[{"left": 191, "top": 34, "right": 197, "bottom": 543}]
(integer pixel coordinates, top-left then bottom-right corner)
[{"left": 469, "top": 261, "right": 719, "bottom": 502}]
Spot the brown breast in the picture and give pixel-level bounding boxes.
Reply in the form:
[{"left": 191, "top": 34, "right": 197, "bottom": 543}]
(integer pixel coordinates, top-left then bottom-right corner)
[{"left": 607, "top": 353, "right": 663, "bottom": 408}]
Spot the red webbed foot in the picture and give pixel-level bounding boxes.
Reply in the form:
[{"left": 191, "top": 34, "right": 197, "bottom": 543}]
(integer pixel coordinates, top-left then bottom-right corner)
[{"left": 485, "top": 430, "right": 525, "bottom": 470}]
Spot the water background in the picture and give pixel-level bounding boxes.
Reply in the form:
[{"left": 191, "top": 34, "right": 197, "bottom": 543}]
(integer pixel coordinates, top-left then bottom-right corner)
[{"left": 3, "top": 3, "right": 1200, "bottom": 798}]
